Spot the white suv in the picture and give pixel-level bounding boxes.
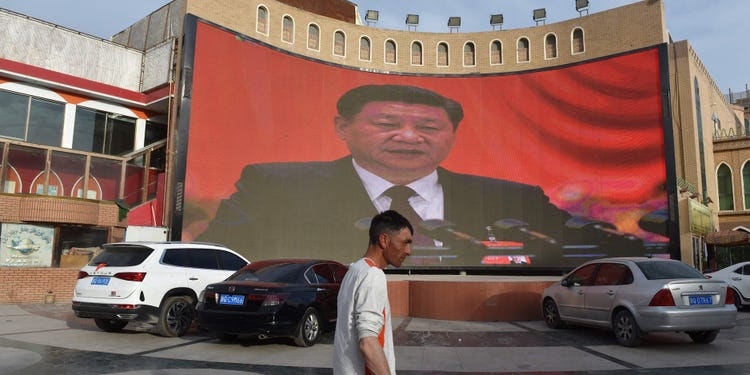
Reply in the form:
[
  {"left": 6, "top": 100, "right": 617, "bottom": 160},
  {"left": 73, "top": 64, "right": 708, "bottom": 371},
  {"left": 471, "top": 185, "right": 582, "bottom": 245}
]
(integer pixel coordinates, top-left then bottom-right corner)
[{"left": 72, "top": 241, "right": 249, "bottom": 337}]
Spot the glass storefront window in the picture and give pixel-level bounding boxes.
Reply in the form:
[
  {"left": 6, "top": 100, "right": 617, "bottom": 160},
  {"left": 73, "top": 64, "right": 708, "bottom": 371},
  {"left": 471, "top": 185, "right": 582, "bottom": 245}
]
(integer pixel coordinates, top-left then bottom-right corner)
[
  {"left": 73, "top": 108, "right": 136, "bottom": 156},
  {"left": 0, "top": 91, "right": 64, "bottom": 146},
  {"left": 26, "top": 98, "right": 65, "bottom": 146},
  {"left": 145, "top": 121, "right": 167, "bottom": 146},
  {"left": 0, "top": 90, "right": 30, "bottom": 140},
  {"left": 123, "top": 158, "right": 145, "bottom": 206},
  {"left": 6, "top": 145, "right": 46, "bottom": 195},
  {"left": 90, "top": 157, "right": 123, "bottom": 201},
  {"left": 50, "top": 151, "right": 86, "bottom": 198}
]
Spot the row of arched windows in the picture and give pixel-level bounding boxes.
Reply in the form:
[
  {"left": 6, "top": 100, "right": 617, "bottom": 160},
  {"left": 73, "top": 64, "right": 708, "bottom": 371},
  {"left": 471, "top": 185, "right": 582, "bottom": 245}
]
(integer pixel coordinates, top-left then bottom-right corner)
[
  {"left": 716, "top": 162, "right": 750, "bottom": 212},
  {"left": 257, "top": 5, "right": 586, "bottom": 67}
]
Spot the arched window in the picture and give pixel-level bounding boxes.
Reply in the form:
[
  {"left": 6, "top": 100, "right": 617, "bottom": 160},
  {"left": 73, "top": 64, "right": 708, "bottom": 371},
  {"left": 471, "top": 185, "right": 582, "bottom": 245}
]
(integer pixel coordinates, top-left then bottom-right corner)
[
  {"left": 517, "top": 38, "right": 529, "bottom": 62},
  {"left": 282, "top": 16, "right": 294, "bottom": 43},
  {"left": 743, "top": 162, "right": 750, "bottom": 209},
  {"left": 718, "top": 163, "right": 734, "bottom": 211},
  {"left": 411, "top": 42, "right": 422, "bottom": 65},
  {"left": 334, "top": 31, "right": 346, "bottom": 56},
  {"left": 545, "top": 34, "right": 557, "bottom": 59},
  {"left": 307, "top": 24, "right": 319, "bottom": 50},
  {"left": 256, "top": 6, "right": 268, "bottom": 34},
  {"left": 385, "top": 40, "right": 396, "bottom": 64},
  {"left": 490, "top": 40, "right": 502, "bottom": 65},
  {"left": 463, "top": 42, "right": 476, "bottom": 66},
  {"left": 437, "top": 42, "right": 449, "bottom": 67},
  {"left": 572, "top": 28, "right": 584, "bottom": 54},
  {"left": 359, "top": 36, "right": 370, "bottom": 61}
]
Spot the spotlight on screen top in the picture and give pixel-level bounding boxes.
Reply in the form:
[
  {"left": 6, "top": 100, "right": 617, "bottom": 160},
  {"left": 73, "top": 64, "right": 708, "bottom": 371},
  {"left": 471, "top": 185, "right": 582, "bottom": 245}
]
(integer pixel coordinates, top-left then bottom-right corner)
[
  {"left": 490, "top": 14, "right": 503, "bottom": 31},
  {"left": 364, "top": 10, "right": 378, "bottom": 26},
  {"left": 576, "top": 0, "right": 590, "bottom": 17},
  {"left": 447, "top": 16, "right": 461, "bottom": 33},
  {"left": 533, "top": 8, "right": 546, "bottom": 26},
  {"left": 405, "top": 14, "right": 419, "bottom": 31}
]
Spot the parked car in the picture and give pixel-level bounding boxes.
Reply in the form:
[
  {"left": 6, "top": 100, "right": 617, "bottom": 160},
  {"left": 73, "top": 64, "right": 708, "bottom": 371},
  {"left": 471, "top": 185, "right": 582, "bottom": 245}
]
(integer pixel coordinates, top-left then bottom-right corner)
[
  {"left": 72, "top": 241, "right": 249, "bottom": 337},
  {"left": 705, "top": 261, "right": 750, "bottom": 310},
  {"left": 197, "top": 259, "right": 347, "bottom": 347},
  {"left": 541, "top": 257, "right": 737, "bottom": 347}
]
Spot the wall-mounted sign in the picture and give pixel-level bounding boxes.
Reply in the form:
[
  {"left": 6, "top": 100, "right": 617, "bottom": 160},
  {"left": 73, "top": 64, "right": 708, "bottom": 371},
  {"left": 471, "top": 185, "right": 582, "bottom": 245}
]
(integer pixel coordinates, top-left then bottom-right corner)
[{"left": 0, "top": 223, "right": 55, "bottom": 267}]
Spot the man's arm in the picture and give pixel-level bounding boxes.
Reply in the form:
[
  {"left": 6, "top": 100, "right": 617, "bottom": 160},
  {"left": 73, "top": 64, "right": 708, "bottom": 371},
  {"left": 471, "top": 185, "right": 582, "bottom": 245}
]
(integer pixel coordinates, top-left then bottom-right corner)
[{"left": 359, "top": 336, "right": 391, "bottom": 375}]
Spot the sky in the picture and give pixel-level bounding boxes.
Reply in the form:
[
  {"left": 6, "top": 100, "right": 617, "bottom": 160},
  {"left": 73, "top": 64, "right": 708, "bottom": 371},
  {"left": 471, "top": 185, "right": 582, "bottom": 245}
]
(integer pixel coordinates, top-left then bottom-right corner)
[{"left": 0, "top": 0, "right": 747, "bottom": 94}]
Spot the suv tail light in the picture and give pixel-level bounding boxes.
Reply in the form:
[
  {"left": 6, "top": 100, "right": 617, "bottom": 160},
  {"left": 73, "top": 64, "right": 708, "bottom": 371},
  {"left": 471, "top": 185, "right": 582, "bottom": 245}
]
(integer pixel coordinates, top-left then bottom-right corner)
[
  {"left": 114, "top": 272, "right": 147, "bottom": 282},
  {"left": 77, "top": 271, "right": 89, "bottom": 279},
  {"left": 649, "top": 288, "right": 676, "bottom": 306},
  {"left": 726, "top": 287, "right": 736, "bottom": 305}
]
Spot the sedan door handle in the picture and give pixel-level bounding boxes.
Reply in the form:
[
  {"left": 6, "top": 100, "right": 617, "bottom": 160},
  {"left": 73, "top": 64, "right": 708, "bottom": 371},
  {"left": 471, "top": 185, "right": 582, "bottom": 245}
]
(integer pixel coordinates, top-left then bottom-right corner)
[
  {"left": 731, "top": 277, "right": 742, "bottom": 281},
  {"left": 189, "top": 277, "right": 198, "bottom": 281},
  {"left": 607, "top": 290, "right": 615, "bottom": 296},
  {"left": 577, "top": 290, "right": 584, "bottom": 295}
]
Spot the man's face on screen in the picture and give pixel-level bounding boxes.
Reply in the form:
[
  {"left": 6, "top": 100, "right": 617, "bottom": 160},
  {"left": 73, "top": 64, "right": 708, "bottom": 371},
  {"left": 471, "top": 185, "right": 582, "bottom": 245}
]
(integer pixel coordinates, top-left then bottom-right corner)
[{"left": 335, "top": 101, "right": 456, "bottom": 184}]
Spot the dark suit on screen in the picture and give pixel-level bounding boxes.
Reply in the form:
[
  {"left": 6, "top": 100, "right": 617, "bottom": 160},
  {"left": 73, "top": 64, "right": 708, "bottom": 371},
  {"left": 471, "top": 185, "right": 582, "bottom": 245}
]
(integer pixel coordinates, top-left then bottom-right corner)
[{"left": 196, "top": 156, "right": 578, "bottom": 266}]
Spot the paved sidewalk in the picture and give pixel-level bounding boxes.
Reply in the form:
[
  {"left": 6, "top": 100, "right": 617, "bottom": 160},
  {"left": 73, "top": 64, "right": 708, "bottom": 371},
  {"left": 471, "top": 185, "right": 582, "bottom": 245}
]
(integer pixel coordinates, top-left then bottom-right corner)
[{"left": 1, "top": 303, "right": 750, "bottom": 374}]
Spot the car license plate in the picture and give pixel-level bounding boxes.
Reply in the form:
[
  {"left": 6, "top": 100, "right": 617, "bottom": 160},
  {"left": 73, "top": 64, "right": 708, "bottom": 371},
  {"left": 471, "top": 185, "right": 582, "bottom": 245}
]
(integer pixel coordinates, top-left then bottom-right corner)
[
  {"left": 689, "top": 295, "right": 713, "bottom": 305},
  {"left": 219, "top": 294, "right": 245, "bottom": 306},
  {"left": 91, "top": 276, "right": 110, "bottom": 285}
]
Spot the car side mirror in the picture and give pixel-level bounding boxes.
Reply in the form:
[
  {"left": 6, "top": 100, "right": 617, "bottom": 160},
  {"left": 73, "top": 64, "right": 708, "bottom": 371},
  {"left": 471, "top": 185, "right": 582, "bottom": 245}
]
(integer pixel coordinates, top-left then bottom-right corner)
[{"left": 560, "top": 279, "right": 570, "bottom": 287}]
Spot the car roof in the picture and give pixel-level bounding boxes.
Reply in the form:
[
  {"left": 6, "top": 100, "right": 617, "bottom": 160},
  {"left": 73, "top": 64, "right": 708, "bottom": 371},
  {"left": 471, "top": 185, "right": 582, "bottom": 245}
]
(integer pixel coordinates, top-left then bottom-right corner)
[
  {"left": 103, "top": 241, "right": 230, "bottom": 249},
  {"left": 242, "top": 258, "right": 344, "bottom": 269}
]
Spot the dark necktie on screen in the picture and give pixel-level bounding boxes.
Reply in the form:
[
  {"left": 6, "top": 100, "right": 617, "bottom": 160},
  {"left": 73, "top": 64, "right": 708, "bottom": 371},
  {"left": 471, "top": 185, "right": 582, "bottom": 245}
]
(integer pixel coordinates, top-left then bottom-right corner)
[{"left": 383, "top": 185, "right": 433, "bottom": 247}]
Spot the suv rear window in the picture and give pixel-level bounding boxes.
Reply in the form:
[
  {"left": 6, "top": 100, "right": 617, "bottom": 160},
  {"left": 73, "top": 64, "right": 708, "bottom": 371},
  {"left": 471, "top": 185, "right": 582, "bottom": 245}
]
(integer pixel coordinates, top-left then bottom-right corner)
[
  {"left": 89, "top": 246, "right": 153, "bottom": 267},
  {"left": 636, "top": 260, "right": 703, "bottom": 280}
]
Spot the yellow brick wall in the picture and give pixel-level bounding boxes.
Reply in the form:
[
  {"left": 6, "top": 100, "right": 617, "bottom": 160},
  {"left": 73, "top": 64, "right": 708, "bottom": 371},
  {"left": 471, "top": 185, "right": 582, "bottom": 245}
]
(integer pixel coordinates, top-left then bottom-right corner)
[{"left": 185, "top": 0, "right": 667, "bottom": 76}]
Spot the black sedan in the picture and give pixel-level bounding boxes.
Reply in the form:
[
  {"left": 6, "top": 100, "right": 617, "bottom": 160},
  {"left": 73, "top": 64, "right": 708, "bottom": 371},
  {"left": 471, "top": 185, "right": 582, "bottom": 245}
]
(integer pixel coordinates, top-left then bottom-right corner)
[{"left": 197, "top": 259, "right": 347, "bottom": 347}]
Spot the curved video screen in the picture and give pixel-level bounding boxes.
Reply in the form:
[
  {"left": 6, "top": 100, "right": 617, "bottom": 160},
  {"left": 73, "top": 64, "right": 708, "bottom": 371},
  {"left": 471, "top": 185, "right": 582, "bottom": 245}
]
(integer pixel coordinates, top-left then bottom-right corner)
[{"left": 175, "top": 17, "right": 674, "bottom": 270}]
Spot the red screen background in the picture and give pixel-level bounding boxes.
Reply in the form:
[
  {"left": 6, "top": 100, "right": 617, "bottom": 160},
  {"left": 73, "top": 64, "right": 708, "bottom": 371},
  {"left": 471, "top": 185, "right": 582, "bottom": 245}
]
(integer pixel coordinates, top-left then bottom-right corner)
[{"left": 181, "top": 22, "right": 668, "bottom": 247}]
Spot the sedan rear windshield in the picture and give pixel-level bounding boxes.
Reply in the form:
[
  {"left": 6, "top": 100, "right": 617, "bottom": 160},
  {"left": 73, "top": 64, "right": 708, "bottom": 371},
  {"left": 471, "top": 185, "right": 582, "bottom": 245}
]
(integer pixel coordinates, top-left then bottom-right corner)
[
  {"left": 636, "top": 260, "right": 703, "bottom": 280},
  {"left": 228, "top": 263, "right": 306, "bottom": 284},
  {"left": 88, "top": 246, "right": 153, "bottom": 267}
]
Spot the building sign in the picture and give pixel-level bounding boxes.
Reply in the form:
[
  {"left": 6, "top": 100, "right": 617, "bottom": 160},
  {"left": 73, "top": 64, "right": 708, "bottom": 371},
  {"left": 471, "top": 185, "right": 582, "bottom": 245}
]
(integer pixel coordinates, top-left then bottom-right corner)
[{"left": 0, "top": 223, "right": 55, "bottom": 267}]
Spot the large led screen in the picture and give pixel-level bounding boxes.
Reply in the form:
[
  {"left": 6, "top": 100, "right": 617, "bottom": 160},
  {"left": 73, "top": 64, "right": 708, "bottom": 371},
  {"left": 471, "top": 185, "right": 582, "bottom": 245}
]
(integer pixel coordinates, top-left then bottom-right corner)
[{"left": 175, "top": 17, "right": 676, "bottom": 270}]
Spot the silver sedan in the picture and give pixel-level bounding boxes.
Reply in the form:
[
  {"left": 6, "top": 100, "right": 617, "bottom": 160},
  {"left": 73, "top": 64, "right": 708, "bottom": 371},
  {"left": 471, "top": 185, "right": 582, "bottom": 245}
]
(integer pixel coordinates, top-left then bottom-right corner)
[{"left": 541, "top": 257, "right": 737, "bottom": 346}]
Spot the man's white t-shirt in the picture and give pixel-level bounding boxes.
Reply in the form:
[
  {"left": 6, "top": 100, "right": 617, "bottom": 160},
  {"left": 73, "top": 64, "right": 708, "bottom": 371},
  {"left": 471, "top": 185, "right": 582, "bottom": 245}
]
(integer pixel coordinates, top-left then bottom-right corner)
[{"left": 333, "top": 258, "right": 395, "bottom": 375}]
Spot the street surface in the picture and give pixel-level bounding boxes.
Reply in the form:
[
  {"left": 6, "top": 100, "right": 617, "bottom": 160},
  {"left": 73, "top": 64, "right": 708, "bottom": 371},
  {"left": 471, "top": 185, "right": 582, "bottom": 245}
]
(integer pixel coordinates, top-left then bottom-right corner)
[{"left": 1, "top": 303, "right": 750, "bottom": 374}]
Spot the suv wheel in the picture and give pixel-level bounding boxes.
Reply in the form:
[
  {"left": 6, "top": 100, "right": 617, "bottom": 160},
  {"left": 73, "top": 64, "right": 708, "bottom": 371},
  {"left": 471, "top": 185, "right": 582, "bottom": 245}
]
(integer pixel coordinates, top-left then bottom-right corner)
[
  {"left": 94, "top": 318, "right": 128, "bottom": 332},
  {"left": 156, "top": 296, "right": 194, "bottom": 337}
]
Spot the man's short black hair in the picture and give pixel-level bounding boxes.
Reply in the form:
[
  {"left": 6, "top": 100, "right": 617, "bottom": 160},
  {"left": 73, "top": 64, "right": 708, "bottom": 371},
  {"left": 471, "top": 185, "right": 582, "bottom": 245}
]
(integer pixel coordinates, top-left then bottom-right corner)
[
  {"left": 369, "top": 210, "right": 414, "bottom": 245},
  {"left": 337, "top": 84, "right": 464, "bottom": 130}
]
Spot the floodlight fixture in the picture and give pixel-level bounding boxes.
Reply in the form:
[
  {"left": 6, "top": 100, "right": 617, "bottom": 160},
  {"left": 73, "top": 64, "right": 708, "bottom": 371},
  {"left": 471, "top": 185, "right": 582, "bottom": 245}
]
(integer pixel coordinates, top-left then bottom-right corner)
[
  {"left": 364, "top": 10, "right": 379, "bottom": 26},
  {"left": 575, "top": 0, "right": 589, "bottom": 16},
  {"left": 532, "top": 8, "right": 546, "bottom": 26},
  {"left": 490, "top": 14, "right": 503, "bottom": 30},
  {"left": 447, "top": 16, "right": 461, "bottom": 33},
  {"left": 405, "top": 14, "right": 419, "bottom": 31}
]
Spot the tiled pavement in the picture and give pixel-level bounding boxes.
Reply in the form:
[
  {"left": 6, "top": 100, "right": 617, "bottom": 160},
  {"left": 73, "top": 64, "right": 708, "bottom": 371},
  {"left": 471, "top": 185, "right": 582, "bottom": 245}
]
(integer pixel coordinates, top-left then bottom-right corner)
[{"left": 2, "top": 303, "right": 750, "bottom": 374}]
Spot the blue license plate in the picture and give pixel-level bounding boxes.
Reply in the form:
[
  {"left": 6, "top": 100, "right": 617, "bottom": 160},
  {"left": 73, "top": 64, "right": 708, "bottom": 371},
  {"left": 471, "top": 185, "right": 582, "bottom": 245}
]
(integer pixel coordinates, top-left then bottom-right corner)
[
  {"left": 689, "top": 295, "right": 713, "bottom": 305},
  {"left": 91, "top": 276, "right": 110, "bottom": 285},
  {"left": 219, "top": 294, "right": 245, "bottom": 306}
]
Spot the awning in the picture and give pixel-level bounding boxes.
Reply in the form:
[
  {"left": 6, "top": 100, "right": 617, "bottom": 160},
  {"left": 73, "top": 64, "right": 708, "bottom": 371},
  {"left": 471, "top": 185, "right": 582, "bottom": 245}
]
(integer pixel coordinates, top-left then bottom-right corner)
[{"left": 705, "top": 230, "right": 750, "bottom": 246}]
